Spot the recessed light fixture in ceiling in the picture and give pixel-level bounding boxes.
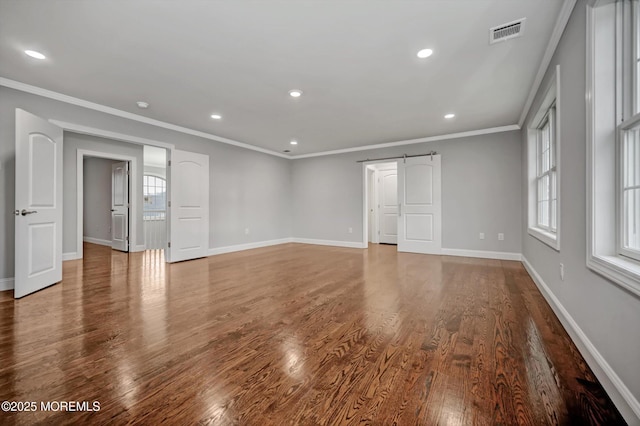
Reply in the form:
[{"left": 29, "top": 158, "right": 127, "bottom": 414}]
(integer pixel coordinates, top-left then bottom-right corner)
[
  {"left": 289, "top": 90, "right": 303, "bottom": 98},
  {"left": 210, "top": 114, "right": 222, "bottom": 120},
  {"left": 136, "top": 101, "right": 149, "bottom": 109},
  {"left": 416, "top": 48, "right": 433, "bottom": 59},
  {"left": 24, "top": 50, "right": 46, "bottom": 60},
  {"left": 444, "top": 113, "right": 456, "bottom": 119},
  {"left": 290, "top": 140, "right": 298, "bottom": 145}
]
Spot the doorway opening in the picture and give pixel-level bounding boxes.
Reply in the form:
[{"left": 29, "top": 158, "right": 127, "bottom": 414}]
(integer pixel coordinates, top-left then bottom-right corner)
[
  {"left": 143, "top": 146, "right": 168, "bottom": 254},
  {"left": 82, "top": 156, "right": 130, "bottom": 252},
  {"left": 76, "top": 149, "right": 139, "bottom": 260},
  {"left": 365, "top": 162, "right": 398, "bottom": 246}
]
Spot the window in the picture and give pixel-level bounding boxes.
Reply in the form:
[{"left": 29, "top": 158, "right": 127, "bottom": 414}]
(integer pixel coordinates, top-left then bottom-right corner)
[
  {"left": 587, "top": 0, "right": 640, "bottom": 296},
  {"left": 143, "top": 175, "right": 166, "bottom": 220},
  {"left": 536, "top": 104, "right": 557, "bottom": 232},
  {"left": 527, "top": 66, "right": 560, "bottom": 250}
]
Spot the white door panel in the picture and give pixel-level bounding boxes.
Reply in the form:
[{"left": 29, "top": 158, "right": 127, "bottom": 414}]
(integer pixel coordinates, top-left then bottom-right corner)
[
  {"left": 111, "top": 161, "right": 129, "bottom": 252},
  {"left": 398, "top": 155, "right": 441, "bottom": 254},
  {"left": 378, "top": 167, "right": 398, "bottom": 244},
  {"left": 15, "top": 109, "right": 63, "bottom": 298},
  {"left": 169, "top": 150, "right": 209, "bottom": 262}
]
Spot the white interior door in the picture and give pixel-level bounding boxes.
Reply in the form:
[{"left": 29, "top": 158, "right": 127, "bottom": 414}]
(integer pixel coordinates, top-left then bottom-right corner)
[
  {"left": 398, "top": 155, "right": 442, "bottom": 254},
  {"left": 111, "top": 161, "right": 129, "bottom": 252},
  {"left": 14, "top": 109, "right": 63, "bottom": 299},
  {"left": 378, "top": 167, "right": 398, "bottom": 244},
  {"left": 169, "top": 149, "right": 209, "bottom": 262}
]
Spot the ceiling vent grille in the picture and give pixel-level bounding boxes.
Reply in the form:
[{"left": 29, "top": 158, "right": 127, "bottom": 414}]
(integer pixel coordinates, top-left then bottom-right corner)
[{"left": 489, "top": 18, "right": 526, "bottom": 44}]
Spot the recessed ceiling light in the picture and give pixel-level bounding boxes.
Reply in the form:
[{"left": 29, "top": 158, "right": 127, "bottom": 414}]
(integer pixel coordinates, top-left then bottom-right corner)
[
  {"left": 210, "top": 114, "right": 222, "bottom": 120},
  {"left": 416, "top": 48, "right": 433, "bottom": 59},
  {"left": 444, "top": 113, "right": 456, "bottom": 119},
  {"left": 136, "top": 101, "right": 149, "bottom": 109},
  {"left": 289, "top": 90, "right": 303, "bottom": 98},
  {"left": 290, "top": 140, "right": 298, "bottom": 145},
  {"left": 24, "top": 50, "right": 46, "bottom": 60}
]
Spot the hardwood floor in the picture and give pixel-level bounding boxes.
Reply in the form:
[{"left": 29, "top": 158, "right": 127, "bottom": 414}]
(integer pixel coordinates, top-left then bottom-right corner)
[{"left": 0, "top": 243, "right": 626, "bottom": 425}]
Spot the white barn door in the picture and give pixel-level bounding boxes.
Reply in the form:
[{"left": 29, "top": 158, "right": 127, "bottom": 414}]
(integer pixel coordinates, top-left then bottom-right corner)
[
  {"left": 111, "top": 161, "right": 129, "bottom": 252},
  {"left": 397, "top": 155, "right": 442, "bottom": 254},
  {"left": 14, "top": 109, "right": 63, "bottom": 298},
  {"left": 169, "top": 150, "right": 209, "bottom": 262}
]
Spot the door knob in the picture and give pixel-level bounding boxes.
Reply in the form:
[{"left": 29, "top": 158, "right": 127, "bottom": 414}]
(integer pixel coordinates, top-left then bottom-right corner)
[{"left": 21, "top": 209, "right": 37, "bottom": 216}]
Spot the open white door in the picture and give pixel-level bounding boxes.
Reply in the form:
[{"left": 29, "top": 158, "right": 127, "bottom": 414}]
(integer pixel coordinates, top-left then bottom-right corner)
[
  {"left": 14, "top": 109, "right": 63, "bottom": 298},
  {"left": 378, "top": 167, "right": 398, "bottom": 244},
  {"left": 111, "top": 161, "right": 129, "bottom": 252},
  {"left": 169, "top": 150, "right": 209, "bottom": 262},
  {"left": 397, "top": 155, "right": 442, "bottom": 254}
]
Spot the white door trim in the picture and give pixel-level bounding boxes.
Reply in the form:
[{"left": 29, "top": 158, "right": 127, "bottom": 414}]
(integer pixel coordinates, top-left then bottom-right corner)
[{"left": 76, "top": 150, "right": 138, "bottom": 259}]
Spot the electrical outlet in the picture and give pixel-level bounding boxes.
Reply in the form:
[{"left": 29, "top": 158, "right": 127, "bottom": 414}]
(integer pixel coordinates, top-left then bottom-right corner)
[
  {"left": 479, "top": 233, "right": 485, "bottom": 240},
  {"left": 559, "top": 263, "right": 565, "bottom": 281},
  {"left": 348, "top": 227, "right": 353, "bottom": 234},
  {"left": 245, "top": 228, "right": 250, "bottom": 235},
  {"left": 498, "top": 233, "right": 504, "bottom": 241}
]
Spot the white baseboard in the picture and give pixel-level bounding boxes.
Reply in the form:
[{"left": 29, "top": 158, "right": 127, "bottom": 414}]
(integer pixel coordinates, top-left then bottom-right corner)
[
  {"left": 83, "top": 236, "right": 111, "bottom": 247},
  {"left": 441, "top": 248, "right": 522, "bottom": 261},
  {"left": 131, "top": 244, "right": 146, "bottom": 253},
  {"left": 522, "top": 257, "right": 640, "bottom": 424},
  {"left": 292, "top": 238, "right": 367, "bottom": 249},
  {"left": 208, "top": 238, "right": 294, "bottom": 256},
  {"left": 0, "top": 277, "right": 14, "bottom": 291},
  {"left": 63, "top": 252, "right": 80, "bottom": 261}
]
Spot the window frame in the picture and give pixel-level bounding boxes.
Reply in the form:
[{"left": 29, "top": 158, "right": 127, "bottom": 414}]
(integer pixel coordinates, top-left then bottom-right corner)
[
  {"left": 587, "top": 0, "right": 640, "bottom": 297},
  {"left": 527, "top": 65, "right": 561, "bottom": 251}
]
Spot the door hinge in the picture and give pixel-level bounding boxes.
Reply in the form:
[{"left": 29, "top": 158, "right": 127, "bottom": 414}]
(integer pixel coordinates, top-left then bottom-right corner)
[
  {"left": 126, "top": 236, "right": 129, "bottom": 241},
  {"left": 168, "top": 160, "right": 171, "bottom": 167},
  {"left": 168, "top": 201, "right": 171, "bottom": 207},
  {"left": 168, "top": 242, "right": 171, "bottom": 248}
]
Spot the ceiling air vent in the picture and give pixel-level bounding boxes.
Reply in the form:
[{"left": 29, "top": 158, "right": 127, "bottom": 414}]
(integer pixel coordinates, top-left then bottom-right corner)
[{"left": 489, "top": 18, "right": 526, "bottom": 44}]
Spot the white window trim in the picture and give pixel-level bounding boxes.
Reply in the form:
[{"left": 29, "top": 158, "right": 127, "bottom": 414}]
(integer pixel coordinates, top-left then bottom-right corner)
[
  {"left": 528, "top": 65, "right": 561, "bottom": 251},
  {"left": 587, "top": 2, "right": 640, "bottom": 298}
]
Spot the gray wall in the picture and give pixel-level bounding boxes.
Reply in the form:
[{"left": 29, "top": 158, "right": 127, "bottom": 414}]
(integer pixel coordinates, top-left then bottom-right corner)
[
  {"left": 64, "top": 134, "right": 144, "bottom": 253},
  {"left": 83, "top": 157, "right": 117, "bottom": 242},
  {"left": 521, "top": 1, "right": 640, "bottom": 417},
  {"left": 292, "top": 131, "right": 522, "bottom": 253},
  {"left": 0, "top": 85, "right": 292, "bottom": 279}
]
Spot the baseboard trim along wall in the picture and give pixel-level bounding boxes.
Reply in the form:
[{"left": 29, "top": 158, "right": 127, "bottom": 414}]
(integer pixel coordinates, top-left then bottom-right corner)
[
  {"left": 83, "top": 236, "right": 111, "bottom": 247},
  {"left": 0, "top": 277, "right": 14, "bottom": 291},
  {"left": 132, "top": 244, "right": 146, "bottom": 253},
  {"left": 522, "top": 257, "right": 640, "bottom": 424},
  {"left": 441, "top": 248, "right": 522, "bottom": 261},
  {"left": 63, "top": 252, "right": 81, "bottom": 261},
  {"left": 208, "top": 238, "right": 294, "bottom": 256},
  {"left": 292, "top": 238, "right": 368, "bottom": 249}
]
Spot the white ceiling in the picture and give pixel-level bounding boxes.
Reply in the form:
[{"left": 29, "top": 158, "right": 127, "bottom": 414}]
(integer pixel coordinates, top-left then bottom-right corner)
[{"left": 0, "top": 1, "right": 565, "bottom": 156}]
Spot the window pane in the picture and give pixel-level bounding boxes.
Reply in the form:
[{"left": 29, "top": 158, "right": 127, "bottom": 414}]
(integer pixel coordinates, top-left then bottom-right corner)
[
  {"left": 624, "top": 188, "right": 640, "bottom": 250},
  {"left": 624, "top": 128, "right": 640, "bottom": 188}
]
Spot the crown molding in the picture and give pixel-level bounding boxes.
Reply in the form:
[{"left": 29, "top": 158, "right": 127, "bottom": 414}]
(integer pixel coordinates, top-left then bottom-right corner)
[
  {"left": 518, "top": 0, "right": 577, "bottom": 127},
  {"left": 0, "top": 77, "right": 290, "bottom": 159},
  {"left": 1, "top": 77, "right": 521, "bottom": 161},
  {"left": 290, "top": 124, "right": 521, "bottom": 159}
]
